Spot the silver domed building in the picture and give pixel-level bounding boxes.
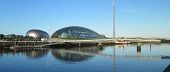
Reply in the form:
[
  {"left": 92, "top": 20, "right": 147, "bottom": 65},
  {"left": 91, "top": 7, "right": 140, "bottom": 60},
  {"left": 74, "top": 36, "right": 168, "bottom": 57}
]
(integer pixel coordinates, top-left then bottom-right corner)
[
  {"left": 52, "top": 26, "right": 105, "bottom": 39},
  {"left": 26, "top": 29, "right": 49, "bottom": 41}
]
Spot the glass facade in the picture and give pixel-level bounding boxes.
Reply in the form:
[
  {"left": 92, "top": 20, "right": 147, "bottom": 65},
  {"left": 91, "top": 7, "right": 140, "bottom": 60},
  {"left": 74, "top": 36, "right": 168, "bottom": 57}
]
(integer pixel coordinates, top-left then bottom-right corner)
[
  {"left": 26, "top": 29, "right": 49, "bottom": 41},
  {"left": 52, "top": 26, "right": 105, "bottom": 39}
]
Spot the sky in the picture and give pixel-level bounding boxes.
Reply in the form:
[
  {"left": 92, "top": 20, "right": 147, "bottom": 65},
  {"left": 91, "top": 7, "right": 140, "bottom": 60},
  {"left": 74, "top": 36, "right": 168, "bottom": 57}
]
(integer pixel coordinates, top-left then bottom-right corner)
[{"left": 0, "top": 0, "right": 170, "bottom": 38}]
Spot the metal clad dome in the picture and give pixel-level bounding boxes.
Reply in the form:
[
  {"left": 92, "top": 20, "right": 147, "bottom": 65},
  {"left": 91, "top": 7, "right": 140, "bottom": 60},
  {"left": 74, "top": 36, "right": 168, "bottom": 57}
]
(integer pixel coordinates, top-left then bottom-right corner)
[
  {"left": 52, "top": 26, "right": 104, "bottom": 39},
  {"left": 26, "top": 29, "right": 49, "bottom": 41}
]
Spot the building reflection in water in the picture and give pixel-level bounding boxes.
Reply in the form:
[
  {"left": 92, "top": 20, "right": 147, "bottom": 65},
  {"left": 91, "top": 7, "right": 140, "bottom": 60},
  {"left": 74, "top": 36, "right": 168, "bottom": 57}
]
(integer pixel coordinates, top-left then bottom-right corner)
[
  {"left": 0, "top": 47, "right": 49, "bottom": 59},
  {"left": 25, "top": 49, "right": 49, "bottom": 59},
  {"left": 51, "top": 46, "right": 104, "bottom": 64}
]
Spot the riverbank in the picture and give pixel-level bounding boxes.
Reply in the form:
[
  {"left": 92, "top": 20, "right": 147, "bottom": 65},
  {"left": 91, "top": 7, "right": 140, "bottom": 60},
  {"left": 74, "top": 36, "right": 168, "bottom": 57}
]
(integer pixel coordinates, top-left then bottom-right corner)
[
  {"left": 0, "top": 41, "right": 49, "bottom": 48},
  {"left": 0, "top": 38, "right": 169, "bottom": 48},
  {"left": 47, "top": 39, "right": 161, "bottom": 48}
]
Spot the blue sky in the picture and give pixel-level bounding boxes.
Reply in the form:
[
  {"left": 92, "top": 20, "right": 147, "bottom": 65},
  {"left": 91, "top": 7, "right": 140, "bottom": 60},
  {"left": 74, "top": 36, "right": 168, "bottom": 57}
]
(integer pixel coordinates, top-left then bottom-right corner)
[{"left": 0, "top": 0, "right": 170, "bottom": 38}]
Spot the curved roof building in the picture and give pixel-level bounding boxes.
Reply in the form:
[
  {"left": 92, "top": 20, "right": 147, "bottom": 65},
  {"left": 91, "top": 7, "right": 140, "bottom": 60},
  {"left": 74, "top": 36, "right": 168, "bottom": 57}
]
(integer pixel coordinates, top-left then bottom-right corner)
[
  {"left": 26, "top": 29, "right": 49, "bottom": 41},
  {"left": 52, "top": 26, "right": 104, "bottom": 39}
]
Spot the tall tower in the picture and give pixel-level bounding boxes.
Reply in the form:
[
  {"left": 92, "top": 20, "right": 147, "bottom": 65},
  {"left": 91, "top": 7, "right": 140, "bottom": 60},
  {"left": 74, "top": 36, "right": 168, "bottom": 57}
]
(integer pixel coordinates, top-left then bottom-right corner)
[
  {"left": 113, "top": 0, "right": 116, "bottom": 38},
  {"left": 112, "top": 0, "right": 116, "bottom": 72}
]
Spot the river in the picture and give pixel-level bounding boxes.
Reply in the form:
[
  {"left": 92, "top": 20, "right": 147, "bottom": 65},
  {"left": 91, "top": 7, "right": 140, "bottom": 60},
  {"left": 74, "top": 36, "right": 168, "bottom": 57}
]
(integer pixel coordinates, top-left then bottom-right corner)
[{"left": 0, "top": 43, "right": 170, "bottom": 72}]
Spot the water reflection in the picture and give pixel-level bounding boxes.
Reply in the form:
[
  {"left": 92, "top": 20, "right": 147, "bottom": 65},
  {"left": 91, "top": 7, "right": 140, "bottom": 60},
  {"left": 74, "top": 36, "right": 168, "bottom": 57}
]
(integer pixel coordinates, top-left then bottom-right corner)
[
  {"left": 51, "top": 46, "right": 104, "bottom": 64},
  {"left": 0, "top": 48, "right": 49, "bottom": 59},
  {"left": 0, "top": 44, "right": 170, "bottom": 72},
  {"left": 25, "top": 49, "right": 48, "bottom": 59},
  {"left": 150, "top": 44, "right": 152, "bottom": 52},
  {"left": 137, "top": 44, "right": 141, "bottom": 55},
  {"left": 1, "top": 44, "right": 170, "bottom": 61}
]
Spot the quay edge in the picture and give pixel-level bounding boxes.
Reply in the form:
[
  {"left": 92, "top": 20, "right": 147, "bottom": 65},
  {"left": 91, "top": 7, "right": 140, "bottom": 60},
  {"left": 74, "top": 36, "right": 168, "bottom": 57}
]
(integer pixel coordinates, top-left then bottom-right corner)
[{"left": 1, "top": 38, "right": 168, "bottom": 48}]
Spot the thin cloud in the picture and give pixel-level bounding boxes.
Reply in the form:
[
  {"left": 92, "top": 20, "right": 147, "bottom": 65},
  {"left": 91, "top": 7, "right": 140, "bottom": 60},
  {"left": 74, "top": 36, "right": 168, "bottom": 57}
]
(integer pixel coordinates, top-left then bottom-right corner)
[{"left": 124, "top": 9, "right": 147, "bottom": 15}]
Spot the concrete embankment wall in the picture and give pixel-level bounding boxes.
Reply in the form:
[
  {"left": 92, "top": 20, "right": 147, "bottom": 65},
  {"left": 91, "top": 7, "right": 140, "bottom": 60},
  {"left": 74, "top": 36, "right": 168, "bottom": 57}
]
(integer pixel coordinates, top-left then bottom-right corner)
[
  {"left": 48, "top": 39, "right": 161, "bottom": 48},
  {"left": 0, "top": 39, "right": 163, "bottom": 48},
  {"left": 161, "top": 39, "right": 170, "bottom": 43},
  {"left": 48, "top": 39, "right": 117, "bottom": 48},
  {"left": 49, "top": 42, "right": 99, "bottom": 48},
  {"left": 0, "top": 41, "right": 49, "bottom": 48},
  {"left": 130, "top": 40, "right": 161, "bottom": 43}
]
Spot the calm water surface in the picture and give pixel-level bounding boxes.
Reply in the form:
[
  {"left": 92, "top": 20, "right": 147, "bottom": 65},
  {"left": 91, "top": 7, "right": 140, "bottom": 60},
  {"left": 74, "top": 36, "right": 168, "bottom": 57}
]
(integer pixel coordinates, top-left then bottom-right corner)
[{"left": 0, "top": 44, "right": 170, "bottom": 72}]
